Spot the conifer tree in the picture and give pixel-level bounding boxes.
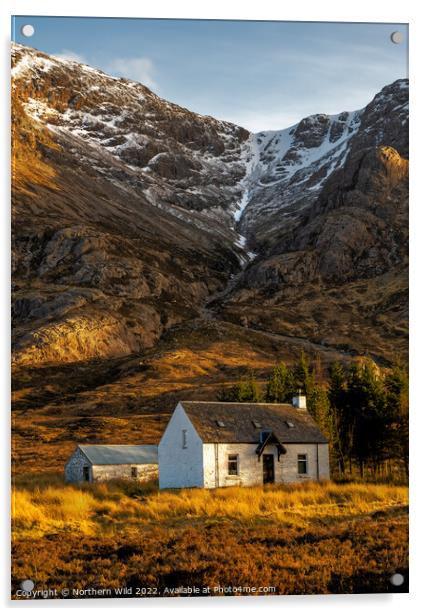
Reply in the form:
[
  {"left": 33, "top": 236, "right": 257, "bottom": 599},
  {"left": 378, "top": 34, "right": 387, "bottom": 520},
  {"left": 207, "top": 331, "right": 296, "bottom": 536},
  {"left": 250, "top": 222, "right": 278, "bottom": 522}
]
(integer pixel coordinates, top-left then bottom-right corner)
[
  {"left": 384, "top": 358, "right": 409, "bottom": 476},
  {"left": 293, "top": 350, "right": 314, "bottom": 395},
  {"left": 346, "top": 359, "right": 386, "bottom": 477},
  {"left": 307, "top": 382, "right": 331, "bottom": 433},
  {"left": 266, "top": 362, "right": 293, "bottom": 403},
  {"left": 219, "top": 374, "right": 263, "bottom": 402},
  {"left": 327, "top": 361, "right": 349, "bottom": 474},
  {"left": 237, "top": 374, "right": 263, "bottom": 402}
]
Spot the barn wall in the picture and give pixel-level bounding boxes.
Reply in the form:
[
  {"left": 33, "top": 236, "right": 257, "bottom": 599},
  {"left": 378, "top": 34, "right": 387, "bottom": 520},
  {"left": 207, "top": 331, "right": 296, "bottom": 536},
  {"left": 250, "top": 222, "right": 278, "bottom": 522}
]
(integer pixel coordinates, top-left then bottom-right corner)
[
  {"left": 203, "top": 442, "right": 330, "bottom": 488},
  {"left": 158, "top": 403, "right": 204, "bottom": 489},
  {"left": 64, "top": 447, "right": 159, "bottom": 483},
  {"left": 91, "top": 464, "right": 158, "bottom": 482},
  {"left": 64, "top": 447, "right": 92, "bottom": 483}
]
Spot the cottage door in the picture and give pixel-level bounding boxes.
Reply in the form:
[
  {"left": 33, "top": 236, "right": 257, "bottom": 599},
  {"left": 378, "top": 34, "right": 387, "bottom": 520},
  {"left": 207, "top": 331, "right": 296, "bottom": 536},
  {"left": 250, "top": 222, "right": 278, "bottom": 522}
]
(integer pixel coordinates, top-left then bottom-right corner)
[{"left": 262, "top": 454, "right": 275, "bottom": 484}]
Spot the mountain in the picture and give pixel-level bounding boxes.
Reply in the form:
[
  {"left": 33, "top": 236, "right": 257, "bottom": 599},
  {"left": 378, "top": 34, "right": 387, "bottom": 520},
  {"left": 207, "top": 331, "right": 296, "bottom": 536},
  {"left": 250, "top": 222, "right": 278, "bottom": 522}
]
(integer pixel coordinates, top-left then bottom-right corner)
[
  {"left": 218, "top": 80, "right": 408, "bottom": 362},
  {"left": 12, "top": 43, "right": 252, "bottom": 366},
  {"left": 239, "top": 80, "right": 408, "bottom": 246},
  {"left": 12, "top": 42, "right": 408, "bottom": 373}
]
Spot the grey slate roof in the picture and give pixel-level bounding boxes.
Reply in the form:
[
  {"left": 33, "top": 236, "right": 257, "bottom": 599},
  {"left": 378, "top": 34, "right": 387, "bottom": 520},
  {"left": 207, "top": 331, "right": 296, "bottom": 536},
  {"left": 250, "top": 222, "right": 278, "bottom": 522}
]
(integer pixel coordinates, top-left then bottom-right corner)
[
  {"left": 78, "top": 445, "right": 158, "bottom": 465},
  {"left": 179, "top": 401, "right": 328, "bottom": 444}
]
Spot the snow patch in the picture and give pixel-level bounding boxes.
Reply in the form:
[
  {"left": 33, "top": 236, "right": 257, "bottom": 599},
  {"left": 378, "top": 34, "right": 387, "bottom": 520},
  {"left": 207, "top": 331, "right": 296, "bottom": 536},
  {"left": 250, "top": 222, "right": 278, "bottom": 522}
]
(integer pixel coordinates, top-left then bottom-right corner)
[{"left": 233, "top": 133, "right": 262, "bottom": 222}]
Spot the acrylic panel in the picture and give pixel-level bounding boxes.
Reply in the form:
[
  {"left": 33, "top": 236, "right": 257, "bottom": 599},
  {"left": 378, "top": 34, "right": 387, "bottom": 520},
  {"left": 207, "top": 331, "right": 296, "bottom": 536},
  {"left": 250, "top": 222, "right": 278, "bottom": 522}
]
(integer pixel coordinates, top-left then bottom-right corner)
[{"left": 11, "top": 16, "right": 409, "bottom": 600}]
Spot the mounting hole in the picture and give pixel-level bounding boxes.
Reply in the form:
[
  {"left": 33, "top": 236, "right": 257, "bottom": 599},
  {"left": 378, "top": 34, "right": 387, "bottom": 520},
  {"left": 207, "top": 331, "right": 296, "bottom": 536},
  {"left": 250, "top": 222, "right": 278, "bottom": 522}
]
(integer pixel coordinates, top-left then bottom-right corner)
[
  {"left": 21, "top": 24, "right": 35, "bottom": 38},
  {"left": 390, "top": 573, "right": 404, "bottom": 586},
  {"left": 390, "top": 31, "right": 403, "bottom": 44},
  {"left": 20, "top": 579, "right": 35, "bottom": 592}
]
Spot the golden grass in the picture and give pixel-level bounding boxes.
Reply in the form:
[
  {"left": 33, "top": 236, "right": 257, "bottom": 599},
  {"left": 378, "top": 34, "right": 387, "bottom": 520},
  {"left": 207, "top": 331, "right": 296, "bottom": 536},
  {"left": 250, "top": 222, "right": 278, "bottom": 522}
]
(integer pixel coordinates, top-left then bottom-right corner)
[
  {"left": 12, "top": 486, "right": 98, "bottom": 537},
  {"left": 12, "top": 479, "right": 407, "bottom": 539}
]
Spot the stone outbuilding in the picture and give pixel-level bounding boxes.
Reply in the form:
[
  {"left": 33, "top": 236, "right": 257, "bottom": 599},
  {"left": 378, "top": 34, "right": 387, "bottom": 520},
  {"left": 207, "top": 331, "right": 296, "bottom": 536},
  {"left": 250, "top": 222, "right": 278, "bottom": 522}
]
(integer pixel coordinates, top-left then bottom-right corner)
[
  {"left": 158, "top": 397, "right": 329, "bottom": 489},
  {"left": 64, "top": 444, "right": 158, "bottom": 483}
]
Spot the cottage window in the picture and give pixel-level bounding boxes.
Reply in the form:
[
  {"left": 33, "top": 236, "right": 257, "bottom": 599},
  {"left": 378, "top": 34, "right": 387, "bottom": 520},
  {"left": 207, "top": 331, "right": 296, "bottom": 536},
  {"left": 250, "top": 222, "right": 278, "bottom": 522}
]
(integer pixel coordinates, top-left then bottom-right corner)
[
  {"left": 131, "top": 466, "right": 138, "bottom": 478},
  {"left": 228, "top": 454, "right": 239, "bottom": 476},
  {"left": 182, "top": 429, "right": 188, "bottom": 449},
  {"left": 297, "top": 454, "right": 308, "bottom": 474},
  {"left": 83, "top": 466, "right": 90, "bottom": 481}
]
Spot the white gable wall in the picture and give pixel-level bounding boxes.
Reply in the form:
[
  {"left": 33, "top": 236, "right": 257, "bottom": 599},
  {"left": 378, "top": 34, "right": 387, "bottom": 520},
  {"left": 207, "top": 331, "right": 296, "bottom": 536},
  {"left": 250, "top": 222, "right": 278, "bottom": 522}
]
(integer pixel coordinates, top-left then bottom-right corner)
[
  {"left": 158, "top": 402, "right": 204, "bottom": 488},
  {"left": 64, "top": 447, "right": 92, "bottom": 483}
]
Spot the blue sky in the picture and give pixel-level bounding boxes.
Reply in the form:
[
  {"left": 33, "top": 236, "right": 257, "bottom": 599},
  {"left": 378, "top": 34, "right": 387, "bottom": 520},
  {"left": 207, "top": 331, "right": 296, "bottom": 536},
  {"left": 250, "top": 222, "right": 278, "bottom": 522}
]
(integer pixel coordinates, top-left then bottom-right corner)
[{"left": 12, "top": 17, "right": 408, "bottom": 132}]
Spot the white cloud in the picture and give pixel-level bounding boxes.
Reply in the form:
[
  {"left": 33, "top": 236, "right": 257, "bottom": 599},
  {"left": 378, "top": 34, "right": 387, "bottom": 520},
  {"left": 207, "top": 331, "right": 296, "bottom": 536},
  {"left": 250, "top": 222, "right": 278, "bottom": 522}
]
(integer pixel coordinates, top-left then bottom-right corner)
[
  {"left": 52, "top": 50, "right": 158, "bottom": 91},
  {"left": 105, "top": 57, "right": 158, "bottom": 91},
  {"left": 53, "top": 49, "right": 89, "bottom": 64}
]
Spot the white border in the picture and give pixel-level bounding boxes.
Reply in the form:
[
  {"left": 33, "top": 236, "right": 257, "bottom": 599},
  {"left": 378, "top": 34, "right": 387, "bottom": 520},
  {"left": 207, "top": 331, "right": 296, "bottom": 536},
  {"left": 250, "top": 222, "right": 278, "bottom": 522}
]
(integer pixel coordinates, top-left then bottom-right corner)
[{"left": 1, "top": 1, "right": 424, "bottom": 614}]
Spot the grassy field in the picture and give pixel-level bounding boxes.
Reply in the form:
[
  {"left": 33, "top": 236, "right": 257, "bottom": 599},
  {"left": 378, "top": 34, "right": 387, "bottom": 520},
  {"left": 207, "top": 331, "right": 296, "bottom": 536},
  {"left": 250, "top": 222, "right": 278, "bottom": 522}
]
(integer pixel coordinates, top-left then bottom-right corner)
[{"left": 11, "top": 478, "right": 408, "bottom": 598}]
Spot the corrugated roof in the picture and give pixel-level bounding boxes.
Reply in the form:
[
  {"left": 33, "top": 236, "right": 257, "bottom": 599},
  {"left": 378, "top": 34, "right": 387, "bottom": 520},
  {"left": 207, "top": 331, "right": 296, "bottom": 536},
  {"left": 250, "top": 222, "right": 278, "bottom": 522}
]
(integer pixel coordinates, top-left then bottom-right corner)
[
  {"left": 78, "top": 445, "right": 158, "bottom": 465},
  {"left": 179, "top": 401, "right": 328, "bottom": 444}
]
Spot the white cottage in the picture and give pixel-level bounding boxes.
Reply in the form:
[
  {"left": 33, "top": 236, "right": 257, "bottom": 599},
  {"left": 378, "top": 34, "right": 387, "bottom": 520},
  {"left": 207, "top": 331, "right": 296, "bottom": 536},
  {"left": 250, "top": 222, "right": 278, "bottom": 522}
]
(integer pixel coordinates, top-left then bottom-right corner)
[
  {"left": 158, "top": 398, "right": 329, "bottom": 489},
  {"left": 65, "top": 444, "right": 158, "bottom": 483}
]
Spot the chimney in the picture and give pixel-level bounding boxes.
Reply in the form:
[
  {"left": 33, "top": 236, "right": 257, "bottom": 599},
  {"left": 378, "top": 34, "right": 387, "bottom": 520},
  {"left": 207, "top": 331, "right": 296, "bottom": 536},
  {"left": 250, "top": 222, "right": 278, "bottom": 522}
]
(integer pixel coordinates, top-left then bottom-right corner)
[{"left": 292, "top": 391, "right": 307, "bottom": 409}]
